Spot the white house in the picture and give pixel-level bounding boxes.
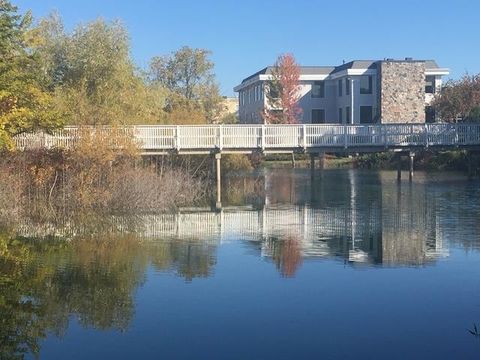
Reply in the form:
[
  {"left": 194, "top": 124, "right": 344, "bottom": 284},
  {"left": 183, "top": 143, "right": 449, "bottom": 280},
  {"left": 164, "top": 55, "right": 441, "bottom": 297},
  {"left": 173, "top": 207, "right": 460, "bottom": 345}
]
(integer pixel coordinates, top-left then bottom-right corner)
[{"left": 234, "top": 58, "right": 449, "bottom": 124}]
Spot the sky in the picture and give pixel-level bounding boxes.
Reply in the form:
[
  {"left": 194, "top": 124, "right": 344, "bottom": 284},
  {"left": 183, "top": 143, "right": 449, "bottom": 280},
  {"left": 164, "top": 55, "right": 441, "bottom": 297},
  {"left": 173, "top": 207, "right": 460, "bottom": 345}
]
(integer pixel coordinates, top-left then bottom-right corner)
[{"left": 13, "top": 0, "right": 480, "bottom": 96}]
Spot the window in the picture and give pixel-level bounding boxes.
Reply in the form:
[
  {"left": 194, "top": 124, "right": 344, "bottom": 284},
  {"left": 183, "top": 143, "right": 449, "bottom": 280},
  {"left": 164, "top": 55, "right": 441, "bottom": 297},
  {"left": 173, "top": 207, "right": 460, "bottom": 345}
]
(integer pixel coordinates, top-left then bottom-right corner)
[
  {"left": 338, "top": 108, "right": 343, "bottom": 123},
  {"left": 425, "top": 106, "right": 435, "bottom": 123},
  {"left": 312, "top": 109, "right": 325, "bottom": 124},
  {"left": 311, "top": 81, "right": 325, "bottom": 98},
  {"left": 346, "top": 78, "right": 351, "bottom": 96},
  {"left": 360, "top": 106, "right": 373, "bottom": 123},
  {"left": 338, "top": 79, "right": 343, "bottom": 96},
  {"left": 425, "top": 76, "right": 435, "bottom": 93},
  {"left": 346, "top": 106, "right": 351, "bottom": 124},
  {"left": 360, "top": 75, "right": 372, "bottom": 94}
]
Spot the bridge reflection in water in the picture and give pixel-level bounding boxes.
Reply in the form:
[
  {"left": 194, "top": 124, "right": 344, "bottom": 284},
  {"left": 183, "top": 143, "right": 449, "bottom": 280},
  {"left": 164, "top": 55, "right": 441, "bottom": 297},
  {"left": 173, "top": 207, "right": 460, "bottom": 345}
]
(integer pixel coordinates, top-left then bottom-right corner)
[
  {"left": 119, "top": 170, "right": 449, "bottom": 276},
  {"left": 18, "top": 170, "right": 452, "bottom": 278}
]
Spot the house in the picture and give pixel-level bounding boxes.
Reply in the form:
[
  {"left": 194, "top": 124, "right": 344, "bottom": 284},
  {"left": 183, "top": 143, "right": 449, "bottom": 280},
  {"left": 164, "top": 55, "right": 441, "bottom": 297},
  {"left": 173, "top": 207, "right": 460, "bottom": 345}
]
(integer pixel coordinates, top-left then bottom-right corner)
[{"left": 233, "top": 58, "right": 449, "bottom": 124}]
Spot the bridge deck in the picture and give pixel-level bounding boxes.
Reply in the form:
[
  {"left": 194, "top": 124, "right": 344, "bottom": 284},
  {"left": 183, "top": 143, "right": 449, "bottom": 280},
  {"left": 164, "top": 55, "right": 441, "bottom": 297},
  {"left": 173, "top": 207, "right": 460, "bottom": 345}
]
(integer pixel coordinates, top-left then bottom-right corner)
[{"left": 14, "top": 123, "right": 480, "bottom": 154}]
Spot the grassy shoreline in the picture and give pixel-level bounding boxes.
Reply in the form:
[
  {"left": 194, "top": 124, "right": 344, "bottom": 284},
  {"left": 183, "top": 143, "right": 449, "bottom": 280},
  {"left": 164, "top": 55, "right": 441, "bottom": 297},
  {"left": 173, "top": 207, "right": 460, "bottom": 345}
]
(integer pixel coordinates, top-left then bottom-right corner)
[{"left": 259, "top": 151, "right": 480, "bottom": 175}]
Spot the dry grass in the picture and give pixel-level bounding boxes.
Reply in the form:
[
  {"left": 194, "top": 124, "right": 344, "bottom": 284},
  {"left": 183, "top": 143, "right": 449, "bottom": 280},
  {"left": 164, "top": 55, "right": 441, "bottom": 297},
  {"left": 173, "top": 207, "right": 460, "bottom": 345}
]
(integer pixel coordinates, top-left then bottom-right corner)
[{"left": 0, "top": 132, "right": 208, "bottom": 221}]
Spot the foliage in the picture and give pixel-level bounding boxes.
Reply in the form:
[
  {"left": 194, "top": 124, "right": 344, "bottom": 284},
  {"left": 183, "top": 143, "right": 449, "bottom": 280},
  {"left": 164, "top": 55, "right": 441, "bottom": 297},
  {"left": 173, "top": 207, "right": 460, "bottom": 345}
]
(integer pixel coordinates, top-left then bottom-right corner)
[
  {"left": 32, "top": 16, "right": 168, "bottom": 125},
  {"left": 219, "top": 112, "right": 239, "bottom": 124},
  {"left": 0, "top": 144, "right": 209, "bottom": 218},
  {"left": 161, "top": 92, "right": 208, "bottom": 124},
  {"left": 3, "top": 4, "right": 227, "bottom": 135},
  {"left": 0, "top": 0, "right": 62, "bottom": 150},
  {"left": 355, "top": 150, "right": 480, "bottom": 176},
  {"left": 64, "top": 127, "right": 139, "bottom": 208},
  {"left": 433, "top": 74, "right": 480, "bottom": 122},
  {"left": 222, "top": 154, "right": 253, "bottom": 173},
  {"left": 149, "top": 46, "right": 223, "bottom": 123},
  {"left": 263, "top": 53, "right": 302, "bottom": 124},
  {"left": 355, "top": 152, "right": 396, "bottom": 169},
  {"left": 0, "top": 158, "right": 26, "bottom": 218}
]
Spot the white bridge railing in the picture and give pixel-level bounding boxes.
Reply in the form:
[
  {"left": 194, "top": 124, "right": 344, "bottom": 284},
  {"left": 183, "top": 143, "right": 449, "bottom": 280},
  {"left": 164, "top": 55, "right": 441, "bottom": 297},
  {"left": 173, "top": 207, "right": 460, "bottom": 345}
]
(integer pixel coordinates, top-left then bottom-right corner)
[{"left": 13, "top": 123, "right": 480, "bottom": 153}]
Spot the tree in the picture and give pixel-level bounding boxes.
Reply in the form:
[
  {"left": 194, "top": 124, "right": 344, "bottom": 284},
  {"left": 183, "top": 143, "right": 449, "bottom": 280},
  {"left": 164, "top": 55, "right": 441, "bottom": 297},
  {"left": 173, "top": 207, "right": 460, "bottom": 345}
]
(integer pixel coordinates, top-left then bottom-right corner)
[
  {"left": 149, "top": 46, "right": 223, "bottom": 123},
  {"left": 0, "top": 0, "right": 61, "bottom": 149},
  {"left": 262, "top": 53, "right": 302, "bottom": 124},
  {"left": 433, "top": 74, "right": 480, "bottom": 122},
  {"left": 32, "top": 16, "right": 167, "bottom": 125}
]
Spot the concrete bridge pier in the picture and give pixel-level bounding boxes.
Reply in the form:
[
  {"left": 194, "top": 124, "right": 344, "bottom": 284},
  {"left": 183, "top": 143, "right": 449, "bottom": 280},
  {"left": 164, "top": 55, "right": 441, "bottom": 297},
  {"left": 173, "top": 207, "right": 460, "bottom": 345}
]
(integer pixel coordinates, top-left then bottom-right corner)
[
  {"left": 319, "top": 153, "right": 325, "bottom": 172},
  {"left": 310, "top": 152, "right": 325, "bottom": 179},
  {"left": 409, "top": 152, "right": 415, "bottom": 181},
  {"left": 396, "top": 152, "right": 415, "bottom": 181},
  {"left": 215, "top": 153, "right": 222, "bottom": 209}
]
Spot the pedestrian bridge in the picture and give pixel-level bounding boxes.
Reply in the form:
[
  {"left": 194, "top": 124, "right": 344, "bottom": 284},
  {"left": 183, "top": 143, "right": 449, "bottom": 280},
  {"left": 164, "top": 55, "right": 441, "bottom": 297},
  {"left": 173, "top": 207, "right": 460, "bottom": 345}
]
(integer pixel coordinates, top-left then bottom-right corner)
[{"left": 14, "top": 123, "right": 480, "bottom": 155}]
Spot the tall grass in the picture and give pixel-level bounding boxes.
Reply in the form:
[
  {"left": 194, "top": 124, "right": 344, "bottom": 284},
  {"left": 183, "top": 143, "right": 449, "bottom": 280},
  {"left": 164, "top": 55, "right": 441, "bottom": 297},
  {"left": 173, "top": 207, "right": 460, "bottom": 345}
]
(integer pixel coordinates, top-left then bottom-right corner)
[{"left": 0, "top": 130, "right": 208, "bottom": 222}]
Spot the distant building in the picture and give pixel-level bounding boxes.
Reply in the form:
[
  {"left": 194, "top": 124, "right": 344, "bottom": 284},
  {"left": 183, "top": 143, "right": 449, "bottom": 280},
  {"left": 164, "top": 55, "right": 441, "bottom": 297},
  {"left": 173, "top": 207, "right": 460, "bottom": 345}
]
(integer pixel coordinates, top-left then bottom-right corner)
[
  {"left": 212, "top": 96, "right": 238, "bottom": 123},
  {"left": 233, "top": 58, "right": 449, "bottom": 124},
  {"left": 221, "top": 96, "right": 239, "bottom": 115}
]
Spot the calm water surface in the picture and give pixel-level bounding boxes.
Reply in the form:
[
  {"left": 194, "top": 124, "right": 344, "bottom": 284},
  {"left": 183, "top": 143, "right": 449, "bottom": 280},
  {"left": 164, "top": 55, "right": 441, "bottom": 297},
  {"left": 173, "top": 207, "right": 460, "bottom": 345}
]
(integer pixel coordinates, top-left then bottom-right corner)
[{"left": 2, "top": 169, "right": 480, "bottom": 359}]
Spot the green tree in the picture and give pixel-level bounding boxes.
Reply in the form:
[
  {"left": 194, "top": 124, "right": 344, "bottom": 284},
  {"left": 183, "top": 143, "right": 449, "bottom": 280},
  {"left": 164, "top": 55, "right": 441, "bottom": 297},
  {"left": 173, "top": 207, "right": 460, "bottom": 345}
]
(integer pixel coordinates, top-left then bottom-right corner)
[
  {"left": 149, "top": 46, "right": 223, "bottom": 123},
  {"left": 0, "top": 0, "right": 61, "bottom": 149},
  {"left": 33, "top": 16, "right": 167, "bottom": 125}
]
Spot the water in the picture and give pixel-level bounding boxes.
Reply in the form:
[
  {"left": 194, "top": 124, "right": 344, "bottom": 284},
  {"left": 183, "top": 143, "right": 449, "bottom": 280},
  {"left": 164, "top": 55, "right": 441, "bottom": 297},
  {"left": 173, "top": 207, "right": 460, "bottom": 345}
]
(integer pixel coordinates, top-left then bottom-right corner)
[{"left": 2, "top": 169, "right": 480, "bottom": 359}]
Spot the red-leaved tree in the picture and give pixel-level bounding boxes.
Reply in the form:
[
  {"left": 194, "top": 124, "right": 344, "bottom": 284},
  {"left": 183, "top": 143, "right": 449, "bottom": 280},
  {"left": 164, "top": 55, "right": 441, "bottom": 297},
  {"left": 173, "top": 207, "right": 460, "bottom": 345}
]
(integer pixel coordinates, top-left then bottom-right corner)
[{"left": 262, "top": 53, "right": 302, "bottom": 124}]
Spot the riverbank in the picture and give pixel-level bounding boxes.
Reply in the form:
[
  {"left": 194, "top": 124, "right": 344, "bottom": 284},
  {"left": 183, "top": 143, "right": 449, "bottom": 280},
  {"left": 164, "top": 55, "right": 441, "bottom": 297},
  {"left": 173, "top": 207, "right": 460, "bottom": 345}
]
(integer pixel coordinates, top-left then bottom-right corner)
[
  {"left": 0, "top": 143, "right": 209, "bottom": 222},
  {"left": 259, "top": 151, "right": 480, "bottom": 176}
]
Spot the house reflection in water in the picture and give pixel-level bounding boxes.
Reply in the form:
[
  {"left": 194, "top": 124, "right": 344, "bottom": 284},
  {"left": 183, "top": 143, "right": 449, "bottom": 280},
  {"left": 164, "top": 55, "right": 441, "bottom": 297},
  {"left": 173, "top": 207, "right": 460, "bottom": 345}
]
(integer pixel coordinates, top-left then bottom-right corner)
[
  {"left": 17, "top": 170, "right": 450, "bottom": 278},
  {"left": 126, "top": 169, "right": 448, "bottom": 275}
]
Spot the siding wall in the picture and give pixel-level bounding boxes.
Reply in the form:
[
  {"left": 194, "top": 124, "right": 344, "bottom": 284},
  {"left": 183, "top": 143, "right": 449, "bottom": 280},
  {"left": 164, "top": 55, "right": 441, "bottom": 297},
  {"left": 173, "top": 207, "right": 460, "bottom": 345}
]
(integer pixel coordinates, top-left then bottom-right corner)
[{"left": 237, "top": 62, "right": 441, "bottom": 124}]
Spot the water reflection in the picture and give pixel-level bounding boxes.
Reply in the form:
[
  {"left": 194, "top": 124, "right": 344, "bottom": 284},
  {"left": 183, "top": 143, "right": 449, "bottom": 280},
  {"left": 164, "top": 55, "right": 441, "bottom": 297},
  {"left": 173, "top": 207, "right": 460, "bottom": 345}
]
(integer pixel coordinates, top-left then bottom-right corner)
[
  {"left": 2, "top": 169, "right": 480, "bottom": 358},
  {"left": 15, "top": 170, "right": 474, "bottom": 271}
]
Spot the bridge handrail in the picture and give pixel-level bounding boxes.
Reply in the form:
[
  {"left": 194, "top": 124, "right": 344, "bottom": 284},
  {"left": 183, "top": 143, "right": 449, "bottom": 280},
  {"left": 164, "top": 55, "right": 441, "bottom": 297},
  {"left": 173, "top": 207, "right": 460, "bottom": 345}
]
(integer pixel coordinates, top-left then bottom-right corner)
[{"left": 13, "top": 123, "right": 480, "bottom": 152}]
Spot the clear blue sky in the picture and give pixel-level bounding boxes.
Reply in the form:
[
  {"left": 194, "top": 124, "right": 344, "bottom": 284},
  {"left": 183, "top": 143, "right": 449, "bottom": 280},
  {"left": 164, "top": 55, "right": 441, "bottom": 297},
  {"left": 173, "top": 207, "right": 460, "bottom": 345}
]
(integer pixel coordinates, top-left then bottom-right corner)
[{"left": 14, "top": 0, "right": 479, "bottom": 96}]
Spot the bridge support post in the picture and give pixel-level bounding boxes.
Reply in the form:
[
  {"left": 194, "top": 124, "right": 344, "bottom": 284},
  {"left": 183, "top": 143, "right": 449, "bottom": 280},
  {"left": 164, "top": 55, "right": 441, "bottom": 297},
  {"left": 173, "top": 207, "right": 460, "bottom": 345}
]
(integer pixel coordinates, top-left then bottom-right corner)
[
  {"left": 310, "top": 153, "right": 316, "bottom": 179},
  {"left": 215, "top": 153, "right": 222, "bottom": 209},
  {"left": 319, "top": 152, "right": 325, "bottom": 172},
  {"left": 409, "top": 152, "right": 415, "bottom": 181},
  {"left": 397, "top": 154, "right": 402, "bottom": 181}
]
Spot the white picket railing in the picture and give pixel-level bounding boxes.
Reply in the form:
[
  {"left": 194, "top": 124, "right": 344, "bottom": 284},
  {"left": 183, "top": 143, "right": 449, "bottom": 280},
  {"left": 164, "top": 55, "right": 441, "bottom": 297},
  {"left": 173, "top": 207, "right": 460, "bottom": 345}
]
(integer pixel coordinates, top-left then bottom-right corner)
[{"left": 13, "top": 123, "right": 480, "bottom": 153}]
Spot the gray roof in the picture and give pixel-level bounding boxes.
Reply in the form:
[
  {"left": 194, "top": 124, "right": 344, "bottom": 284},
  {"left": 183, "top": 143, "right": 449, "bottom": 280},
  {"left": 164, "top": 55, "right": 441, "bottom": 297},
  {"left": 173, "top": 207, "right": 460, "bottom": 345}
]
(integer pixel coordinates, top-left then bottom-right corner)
[
  {"left": 424, "top": 60, "right": 440, "bottom": 70},
  {"left": 240, "top": 66, "right": 335, "bottom": 84},
  {"left": 239, "top": 59, "right": 445, "bottom": 84},
  {"left": 331, "top": 60, "right": 377, "bottom": 74}
]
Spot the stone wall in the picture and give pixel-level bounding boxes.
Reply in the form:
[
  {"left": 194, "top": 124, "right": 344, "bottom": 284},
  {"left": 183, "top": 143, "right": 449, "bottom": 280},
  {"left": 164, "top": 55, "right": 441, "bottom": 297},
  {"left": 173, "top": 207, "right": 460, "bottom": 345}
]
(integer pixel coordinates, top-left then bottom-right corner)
[{"left": 379, "top": 61, "right": 425, "bottom": 123}]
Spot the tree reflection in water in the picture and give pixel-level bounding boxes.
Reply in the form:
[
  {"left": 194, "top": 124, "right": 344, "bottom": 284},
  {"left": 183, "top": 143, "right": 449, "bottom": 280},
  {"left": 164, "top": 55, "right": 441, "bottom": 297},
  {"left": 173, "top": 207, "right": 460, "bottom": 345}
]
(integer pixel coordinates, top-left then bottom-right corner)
[
  {"left": 0, "top": 230, "right": 217, "bottom": 359},
  {"left": 2, "top": 169, "right": 480, "bottom": 358},
  {"left": 266, "top": 236, "right": 303, "bottom": 278}
]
